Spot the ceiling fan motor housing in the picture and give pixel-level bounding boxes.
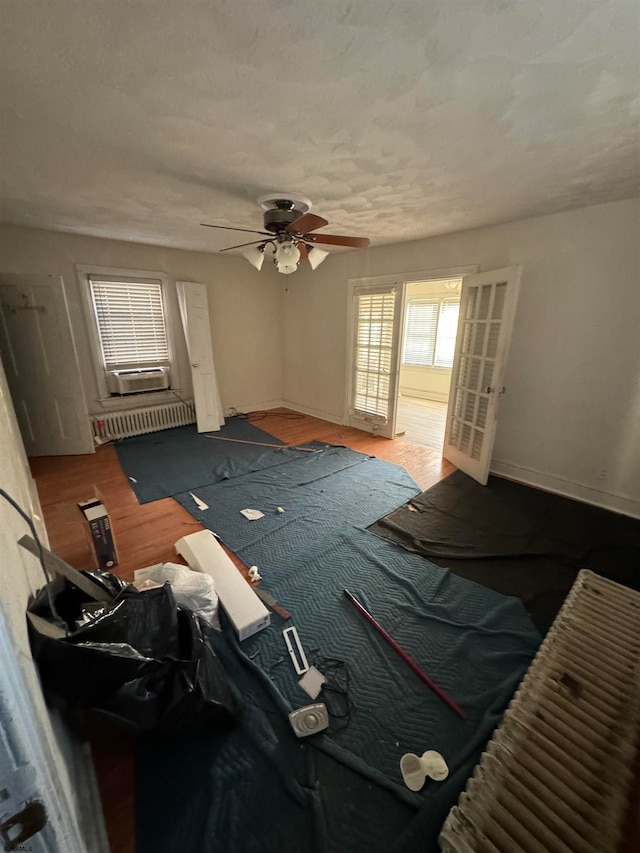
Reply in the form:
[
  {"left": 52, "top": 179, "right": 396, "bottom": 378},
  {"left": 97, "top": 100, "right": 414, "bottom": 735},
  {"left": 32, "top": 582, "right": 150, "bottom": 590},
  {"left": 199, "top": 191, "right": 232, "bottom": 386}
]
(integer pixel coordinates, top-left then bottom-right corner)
[
  {"left": 258, "top": 194, "right": 312, "bottom": 235},
  {"left": 263, "top": 206, "right": 300, "bottom": 233}
]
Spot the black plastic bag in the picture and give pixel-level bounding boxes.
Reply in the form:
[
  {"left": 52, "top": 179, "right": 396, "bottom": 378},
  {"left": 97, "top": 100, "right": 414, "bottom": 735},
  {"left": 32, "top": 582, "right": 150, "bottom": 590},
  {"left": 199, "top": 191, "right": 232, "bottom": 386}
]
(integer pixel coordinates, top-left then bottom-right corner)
[{"left": 28, "top": 578, "right": 243, "bottom": 734}]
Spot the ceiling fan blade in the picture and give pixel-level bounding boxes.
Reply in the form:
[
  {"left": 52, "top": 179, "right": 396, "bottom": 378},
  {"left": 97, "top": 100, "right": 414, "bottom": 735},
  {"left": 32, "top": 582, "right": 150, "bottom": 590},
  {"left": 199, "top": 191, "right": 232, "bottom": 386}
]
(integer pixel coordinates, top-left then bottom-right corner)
[
  {"left": 220, "top": 239, "right": 270, "bottom": 252},
  {"left": 305, "top": 233, "right": 370, "bottom": 248},
  {"left": 286, "top": 213, "right": 329, "bottom": 234},
  {"left": 297, "top": 242, "right": 308, "bottom": 260},
  {"left": 201, "top": 223, "right": 272, "bottom": 236}
]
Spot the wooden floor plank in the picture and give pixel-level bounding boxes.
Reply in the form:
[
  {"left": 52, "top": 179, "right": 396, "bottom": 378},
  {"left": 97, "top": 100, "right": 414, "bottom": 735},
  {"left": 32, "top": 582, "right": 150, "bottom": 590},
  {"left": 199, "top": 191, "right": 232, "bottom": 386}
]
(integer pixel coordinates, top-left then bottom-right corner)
[
  {"left": 29, "top": 409, "right": 453, "bottom": 853},
  {"left": 395, "top": 395, "right": 448, "bottom": 452}
]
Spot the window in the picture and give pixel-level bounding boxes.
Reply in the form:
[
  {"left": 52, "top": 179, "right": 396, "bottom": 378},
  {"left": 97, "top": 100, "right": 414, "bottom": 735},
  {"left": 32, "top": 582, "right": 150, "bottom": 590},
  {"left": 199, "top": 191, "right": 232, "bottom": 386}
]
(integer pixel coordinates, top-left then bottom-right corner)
[
  {"left": 402, "top": 297, "right": 460, "bottom": 369},
  {"left": 89, "top": 276, "right": 169, "bottom": 370},
  {"left": 78, "top": 266, "right": 177, "bottom": 400}
]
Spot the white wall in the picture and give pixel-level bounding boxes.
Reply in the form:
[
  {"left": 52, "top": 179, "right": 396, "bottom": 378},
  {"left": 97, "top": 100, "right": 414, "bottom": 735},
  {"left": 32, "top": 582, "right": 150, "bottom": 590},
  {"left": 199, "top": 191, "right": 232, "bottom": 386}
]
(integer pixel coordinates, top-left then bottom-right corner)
[
  {"left": 282, "top": 198, "right": 640, "bottom": 516},
  {"left": 0, "top": 357, "right": 90, "bottom": 852},
  {"left": 0, "top": 226, "right": 283, "bottom": 416},
  {"left": 400, "top": 364, "right": 452, "bottom": 402}
]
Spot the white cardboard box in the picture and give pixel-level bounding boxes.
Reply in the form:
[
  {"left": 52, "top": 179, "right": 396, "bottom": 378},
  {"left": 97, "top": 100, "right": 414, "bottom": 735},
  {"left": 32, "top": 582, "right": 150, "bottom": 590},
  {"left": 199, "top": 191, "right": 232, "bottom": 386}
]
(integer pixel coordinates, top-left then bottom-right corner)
[{"left": 175, "top": 530, "right": 270, "bottom": 641}]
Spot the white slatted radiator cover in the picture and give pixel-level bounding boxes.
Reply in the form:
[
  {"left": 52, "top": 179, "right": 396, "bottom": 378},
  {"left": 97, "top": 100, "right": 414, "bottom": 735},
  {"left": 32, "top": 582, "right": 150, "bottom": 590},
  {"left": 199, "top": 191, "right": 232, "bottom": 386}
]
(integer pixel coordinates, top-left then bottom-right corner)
[
  {"left": 440, "top": 569, "right": 640, "bottom": 853},
  {"left": 91, "top": 400, "right": 196, "bottom": 440}
]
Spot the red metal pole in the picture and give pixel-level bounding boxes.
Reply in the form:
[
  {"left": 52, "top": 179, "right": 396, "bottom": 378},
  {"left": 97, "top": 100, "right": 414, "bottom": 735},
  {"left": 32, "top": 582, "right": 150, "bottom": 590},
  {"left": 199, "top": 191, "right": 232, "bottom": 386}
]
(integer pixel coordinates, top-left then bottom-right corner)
[{"left": 343, "top": 589, "right": 466, "bottom": 719}]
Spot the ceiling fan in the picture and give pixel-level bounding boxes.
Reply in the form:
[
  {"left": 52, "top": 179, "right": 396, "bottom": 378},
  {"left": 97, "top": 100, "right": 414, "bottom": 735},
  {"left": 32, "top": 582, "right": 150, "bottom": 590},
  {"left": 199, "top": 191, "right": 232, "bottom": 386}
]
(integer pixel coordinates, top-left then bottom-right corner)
[{"left": 201, "top": 193, "right": 370, "bottom": 274}]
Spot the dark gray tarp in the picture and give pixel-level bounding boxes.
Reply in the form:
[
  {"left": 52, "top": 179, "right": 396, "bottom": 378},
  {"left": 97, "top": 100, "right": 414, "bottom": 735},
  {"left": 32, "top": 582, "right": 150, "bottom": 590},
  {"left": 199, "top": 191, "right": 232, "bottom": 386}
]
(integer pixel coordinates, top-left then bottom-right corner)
[{"left": 369, "top": 470, "right": 640, "bottom": 633}]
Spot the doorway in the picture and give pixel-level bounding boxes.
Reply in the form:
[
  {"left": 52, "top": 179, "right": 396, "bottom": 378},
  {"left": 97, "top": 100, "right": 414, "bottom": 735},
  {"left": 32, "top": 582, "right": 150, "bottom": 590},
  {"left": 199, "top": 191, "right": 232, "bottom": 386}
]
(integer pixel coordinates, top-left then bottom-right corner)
[
  {"left": 346, "top": 266, "right": 476, "bottom": 442},
  {"left": 395, "top": 277, "right": 462, "bottom": 453},
  {"left": 346, "top": 264, "right": 522, "bottom": 484}
]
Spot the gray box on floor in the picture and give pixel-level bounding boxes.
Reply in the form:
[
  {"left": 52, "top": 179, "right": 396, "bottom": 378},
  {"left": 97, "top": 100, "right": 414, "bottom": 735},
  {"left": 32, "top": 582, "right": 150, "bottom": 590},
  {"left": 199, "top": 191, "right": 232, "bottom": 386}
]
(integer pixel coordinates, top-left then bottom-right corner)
[{"left": 78, "top": 498, "right": 118, "bottom": 569}]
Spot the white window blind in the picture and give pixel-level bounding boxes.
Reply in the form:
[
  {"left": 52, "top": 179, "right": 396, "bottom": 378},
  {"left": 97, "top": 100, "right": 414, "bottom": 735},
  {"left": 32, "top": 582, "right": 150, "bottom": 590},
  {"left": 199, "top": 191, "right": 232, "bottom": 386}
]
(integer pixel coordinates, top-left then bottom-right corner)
[
  {"left": 402, "top": 297, "right": 460, "bottom": 368},
  {"left": 353, "top": 290, "right": 396, "bottom": 420},
  {"left": 403, "top": 300, "right": 438, "bottom": 366},
  {"left": 89, "top": 277, "right": 170, "bottom": 368}
]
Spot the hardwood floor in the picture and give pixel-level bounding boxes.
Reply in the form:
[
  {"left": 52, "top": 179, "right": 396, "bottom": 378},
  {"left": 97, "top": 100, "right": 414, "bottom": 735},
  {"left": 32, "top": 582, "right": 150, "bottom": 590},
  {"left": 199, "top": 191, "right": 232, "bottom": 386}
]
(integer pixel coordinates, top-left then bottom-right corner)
[
  {"left": 395, "top": 395, "right": 448, "bottom": 453},
  {"left": 29, "top": 409, "right": 453, "bottom": 853}
]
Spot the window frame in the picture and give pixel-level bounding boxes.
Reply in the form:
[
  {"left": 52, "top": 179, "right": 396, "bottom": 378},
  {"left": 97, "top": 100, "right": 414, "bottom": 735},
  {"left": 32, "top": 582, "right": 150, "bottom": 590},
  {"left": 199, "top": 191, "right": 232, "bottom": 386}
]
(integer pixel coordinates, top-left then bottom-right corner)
[
  {"left": 77, "top": 264, "right": 181, "bottom": 402},
  {"left": 402, "top": 295, "right": 461, "bottom": 370}
]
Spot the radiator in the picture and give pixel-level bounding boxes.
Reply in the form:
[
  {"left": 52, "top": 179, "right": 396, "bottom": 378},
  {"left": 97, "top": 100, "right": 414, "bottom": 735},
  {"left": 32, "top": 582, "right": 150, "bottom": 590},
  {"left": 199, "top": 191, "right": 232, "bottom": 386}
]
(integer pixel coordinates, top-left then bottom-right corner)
[
  {"left": 91, "top": 400, "right": 196, "bottom": 440},
  {"left": 439, "top": 569, "right": 640, "bottom": 853}
]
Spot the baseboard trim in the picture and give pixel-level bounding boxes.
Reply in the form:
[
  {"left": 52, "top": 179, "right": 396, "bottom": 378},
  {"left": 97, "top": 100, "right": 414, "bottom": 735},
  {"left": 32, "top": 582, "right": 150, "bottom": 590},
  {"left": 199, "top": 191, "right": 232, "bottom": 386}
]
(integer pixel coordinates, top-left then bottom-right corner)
[
  {"left": 280, "top": 400, "right": 345, "bottom": 426},
  {"left": 225, "top": 398, "right": 285, "bottom": 416},
  {"left": 490, "top": 459, "right": 640, "bottom": 519},
  {"left": 400, "top": 389, "right": 449, "bottom": 404}
]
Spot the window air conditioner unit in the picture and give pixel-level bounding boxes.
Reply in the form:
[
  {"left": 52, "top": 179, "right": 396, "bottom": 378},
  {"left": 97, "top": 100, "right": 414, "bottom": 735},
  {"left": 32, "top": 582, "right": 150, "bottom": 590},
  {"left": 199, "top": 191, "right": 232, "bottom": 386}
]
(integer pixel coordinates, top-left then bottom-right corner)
[{"left": 108, "top": 367, "right": 171, "bottom": 395}]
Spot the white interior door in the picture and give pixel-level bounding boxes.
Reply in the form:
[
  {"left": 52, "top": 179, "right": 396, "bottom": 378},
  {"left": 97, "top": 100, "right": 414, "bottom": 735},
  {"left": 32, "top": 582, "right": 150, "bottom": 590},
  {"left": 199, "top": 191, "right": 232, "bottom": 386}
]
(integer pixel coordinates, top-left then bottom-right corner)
[
  {"left": 444, "top": 266, "right": 522, "bottom": 484},
  {"left": 0, "top": 274, "right": 93, "bottom": 456},
  {"left": 176, "top": 281, "right": 224, "bottom": 433},
  {"left": 347, "top": 284, "right": 404, "bottom": 439}
]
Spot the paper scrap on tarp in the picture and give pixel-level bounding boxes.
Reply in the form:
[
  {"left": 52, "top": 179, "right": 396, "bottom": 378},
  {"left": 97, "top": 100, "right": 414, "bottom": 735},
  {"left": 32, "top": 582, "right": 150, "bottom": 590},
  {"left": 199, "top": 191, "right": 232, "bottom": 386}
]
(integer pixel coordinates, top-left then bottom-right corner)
[
  {"left": 241, "top": 508, "right": 264, "bottom": 520},
  {"left": 299, "top": 666, "right": 326, "bottom": 700},
  {"left": 190, "top": 492, "right": 209, "bottom": 510}
]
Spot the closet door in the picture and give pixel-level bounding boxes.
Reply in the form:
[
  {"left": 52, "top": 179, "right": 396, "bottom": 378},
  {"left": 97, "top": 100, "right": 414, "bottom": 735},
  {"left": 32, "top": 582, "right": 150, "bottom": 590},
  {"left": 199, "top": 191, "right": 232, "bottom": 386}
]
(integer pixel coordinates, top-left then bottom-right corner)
[
  {"left": 176, "top": 281, "right": 224, "bottom": 432},
  {"left": 0, "top": 274, "right": 93, "bottom": 455}
]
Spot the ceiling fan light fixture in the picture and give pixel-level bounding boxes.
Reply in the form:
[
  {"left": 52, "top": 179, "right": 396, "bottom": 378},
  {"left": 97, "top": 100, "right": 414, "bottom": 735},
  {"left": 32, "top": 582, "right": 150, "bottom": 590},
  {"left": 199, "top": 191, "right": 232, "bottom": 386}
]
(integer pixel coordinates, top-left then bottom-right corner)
[
  {"left": 242, "top": 245, "right": 265, "bottom": 271},
  {"left": 274, "top": 239, "right": 301, "bottom": 268},
  {"left": 307, "top": 246, "right": 329, "bottom": 270},
  {"left": 276, "top": 262, "right": 298, "bottom": 275}
]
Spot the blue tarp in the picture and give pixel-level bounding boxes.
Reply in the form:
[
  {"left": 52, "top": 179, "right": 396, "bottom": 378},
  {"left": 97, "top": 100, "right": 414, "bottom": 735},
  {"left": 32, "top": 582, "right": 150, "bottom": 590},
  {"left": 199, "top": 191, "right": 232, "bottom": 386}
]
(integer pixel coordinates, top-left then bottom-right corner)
[
  {"left": 137, "top": 527, "right": 540, "bottom": 853},
  {"left": 174, "top": 444, "right": 421, "bottom": 564},
  {"left": 136, "top": 445, "right": 540, "bottom": 852},
  {"left": 114, "top": 417, "right": 314, "bottom": 503},
  {"left": 225, "top": 525, "right": 540, "bottom": 803}
]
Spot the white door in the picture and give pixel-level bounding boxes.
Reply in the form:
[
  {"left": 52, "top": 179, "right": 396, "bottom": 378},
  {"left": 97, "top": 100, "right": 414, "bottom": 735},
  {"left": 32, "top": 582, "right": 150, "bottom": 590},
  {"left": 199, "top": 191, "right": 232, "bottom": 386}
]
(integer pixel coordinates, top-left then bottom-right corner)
[
  {"left": 1, "top": 609, "right": 90, "bottom": 853},
  {"left": 347, "top": 284, "right": 404, "bottom": 439},
  {"left": 0, "top": 670, "right": 59, "bottom": 853},
  {"left": 176, "top": 281, "right": 224, "bottom": 432},
  {"left": 444, "top": 266, "right": 522, "bottom": 484},
  {"left": 0, "top": 274, "right": 93, "bottom": 456}
]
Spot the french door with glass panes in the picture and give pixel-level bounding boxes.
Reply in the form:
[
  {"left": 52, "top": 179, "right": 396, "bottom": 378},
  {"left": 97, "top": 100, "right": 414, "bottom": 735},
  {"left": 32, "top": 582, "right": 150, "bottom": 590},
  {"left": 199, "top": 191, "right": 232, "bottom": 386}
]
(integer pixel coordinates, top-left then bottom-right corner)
[
  {"left": 348, "top": 284, "right": 404, "bottom": 439},
  {"left": 444, "top": 266, "right": 522, "bottom": 484}
]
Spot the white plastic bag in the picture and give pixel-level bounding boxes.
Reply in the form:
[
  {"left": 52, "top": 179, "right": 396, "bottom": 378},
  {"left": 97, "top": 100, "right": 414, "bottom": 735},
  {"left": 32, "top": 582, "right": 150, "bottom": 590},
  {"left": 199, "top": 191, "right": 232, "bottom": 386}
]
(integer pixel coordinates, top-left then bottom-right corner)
[{"left": 134, "top": 562, "right": 220, "bottom": 628}]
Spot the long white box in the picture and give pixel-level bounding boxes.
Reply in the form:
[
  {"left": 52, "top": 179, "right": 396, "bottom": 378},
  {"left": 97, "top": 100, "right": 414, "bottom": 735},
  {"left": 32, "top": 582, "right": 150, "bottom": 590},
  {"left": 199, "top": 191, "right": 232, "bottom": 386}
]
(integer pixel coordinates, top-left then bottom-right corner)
[{"left": 175, "top": 530, "right": 270, "bottom": 641}]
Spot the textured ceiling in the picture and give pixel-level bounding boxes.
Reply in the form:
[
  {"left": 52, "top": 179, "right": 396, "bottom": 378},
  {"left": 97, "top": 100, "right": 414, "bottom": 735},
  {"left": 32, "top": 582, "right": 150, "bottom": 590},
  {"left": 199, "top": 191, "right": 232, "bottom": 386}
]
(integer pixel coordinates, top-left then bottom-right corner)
[{"left": 0, "top": 0, "right": 638, "bottom": 253}]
